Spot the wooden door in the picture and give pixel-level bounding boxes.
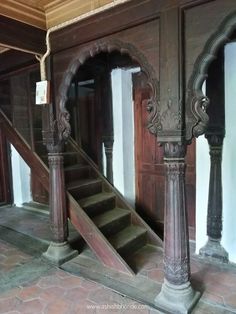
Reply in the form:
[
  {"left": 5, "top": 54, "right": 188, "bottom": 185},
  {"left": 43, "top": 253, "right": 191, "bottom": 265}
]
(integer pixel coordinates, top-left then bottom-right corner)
[
  {"left": 133, "top": 73, "right": 165, "bottom": 235},
  {"left": 133, "top": 73, "right": 196, "bottom": 238}
]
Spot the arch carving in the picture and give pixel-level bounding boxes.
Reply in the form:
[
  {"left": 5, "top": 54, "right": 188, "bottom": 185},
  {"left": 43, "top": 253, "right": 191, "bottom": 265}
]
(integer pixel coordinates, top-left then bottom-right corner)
[
  {"left": 57, "top": 39, "right": 160, "bottom": 142},
  {"left": 186, "top": 11, "right": 236, "bottom": 141}
]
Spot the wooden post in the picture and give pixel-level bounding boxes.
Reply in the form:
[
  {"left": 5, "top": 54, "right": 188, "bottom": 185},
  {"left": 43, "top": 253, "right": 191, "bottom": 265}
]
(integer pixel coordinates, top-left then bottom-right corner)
[
  {"left": 43, "top": 147, "right": 78, "bottom": 265},
  {"left": 199, "top": 133, "right": 228, "bottom": 262},
  {"left": 42, "top": 57, "right": 77, "bottom": 265},
  {"left": 103, "top": 135, "right": 114, "bottom": 184},
  {"left": 199, "top": 48, "right": 228, "bottom": 263},
  {"left": 155, "top": 142, "right": 200, "bottom": 313}
]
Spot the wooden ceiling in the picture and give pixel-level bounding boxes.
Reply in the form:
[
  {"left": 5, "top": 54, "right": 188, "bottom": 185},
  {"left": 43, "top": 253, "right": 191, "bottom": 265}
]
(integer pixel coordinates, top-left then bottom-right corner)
[{"left": 0, "top": 0, "right": 129, "bottom": 30}]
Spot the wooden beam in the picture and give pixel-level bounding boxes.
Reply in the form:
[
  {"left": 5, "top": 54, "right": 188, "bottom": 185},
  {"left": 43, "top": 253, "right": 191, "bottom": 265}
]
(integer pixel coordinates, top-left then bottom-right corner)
[{"left": 0, "top": 15, "right": 46, "bottom": 55}]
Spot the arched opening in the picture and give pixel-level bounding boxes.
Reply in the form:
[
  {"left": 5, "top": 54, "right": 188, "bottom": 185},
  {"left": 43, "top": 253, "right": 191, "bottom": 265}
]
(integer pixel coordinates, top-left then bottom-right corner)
[
  {"left": 63, "top": 47, "right": 164, "bottom": 236},
  {"left": 191, "top": 20, "right": 236, "bottom": 263}
]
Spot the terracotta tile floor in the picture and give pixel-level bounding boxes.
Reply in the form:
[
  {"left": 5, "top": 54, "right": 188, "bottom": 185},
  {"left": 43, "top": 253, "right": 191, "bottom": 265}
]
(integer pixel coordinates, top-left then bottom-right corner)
[
  {"left": 0, "top": 206, "right": 236, "bottom": 313},
  {"left": 0, "top": 239, "right": 160, "bottom": 314}
]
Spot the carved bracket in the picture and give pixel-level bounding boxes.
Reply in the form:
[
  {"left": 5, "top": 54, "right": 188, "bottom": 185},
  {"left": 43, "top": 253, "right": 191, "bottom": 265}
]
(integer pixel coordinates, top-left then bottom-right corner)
[{"left": 186, "top": 11, "right": 236, "bottom": 141}]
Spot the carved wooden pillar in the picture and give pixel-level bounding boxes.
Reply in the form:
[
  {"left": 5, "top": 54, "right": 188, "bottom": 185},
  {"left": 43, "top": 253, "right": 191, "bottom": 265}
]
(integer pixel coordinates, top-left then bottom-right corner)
[
  {"left": 43, "top": 146, "right": 78, "bottom": 265},
  {"left": 103, "top": 135, "right": 114, "bottom": 184},
  {"left": 42, "top": 57, "right": 77, "bottom": 265},
  {"left": 155, "top": 142, "right": 199, "bottom": 313},
  {"left": 199, "top": 48, "right": 228, "bottom": 263},
  {"left": 199, "top": 133, "right": 228, "bottom": 262},
  {"left": 48, "top": 151, "right": 68, "bottom": 243}
]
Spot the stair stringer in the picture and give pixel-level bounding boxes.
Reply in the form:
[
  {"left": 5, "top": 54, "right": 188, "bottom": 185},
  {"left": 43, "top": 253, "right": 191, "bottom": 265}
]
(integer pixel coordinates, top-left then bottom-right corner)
[
  {"left": 67, "top": 192, "right": 135, "bottom": 276},
  {"left": 67, "top": 137, "right": 163, "bottom": 248}
]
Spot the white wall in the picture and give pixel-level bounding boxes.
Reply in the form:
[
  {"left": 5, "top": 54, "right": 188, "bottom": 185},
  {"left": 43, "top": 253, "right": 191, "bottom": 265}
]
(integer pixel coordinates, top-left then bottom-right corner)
[
  {"left": 222, "top": 43, "right": 236, "bottom": 262},
  {"left": 196, "top": 42, "right": 236, "bottom": 263},
  {"left": 11, "top": 145, "right": 32, "bottom": 206},
  {"left": 111, "top": 68, "right": 136, "bottom": 206}
]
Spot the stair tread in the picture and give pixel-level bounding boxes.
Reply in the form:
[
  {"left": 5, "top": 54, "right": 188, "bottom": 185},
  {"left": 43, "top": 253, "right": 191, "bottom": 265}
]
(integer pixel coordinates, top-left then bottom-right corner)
[
  {"left": 79, "top": 192, "right": 115, "bottom": 208},
  {"left": 65, "top": 164, "right": 89, "bottom": 171},
  {"left": 67, "top": 178, "right": 101, "bottom": 190},
  {"left": 93, "top": 208, "right": 130, "bottom": 229},
  {"left": 109, "top": 225, "right": 147, "bottom": 251}
]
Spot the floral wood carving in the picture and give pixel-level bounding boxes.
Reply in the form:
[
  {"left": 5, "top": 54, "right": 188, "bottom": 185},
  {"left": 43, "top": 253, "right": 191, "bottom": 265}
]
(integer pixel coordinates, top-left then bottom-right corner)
[
  {"left": 164, "top": 256, "right": 190, "bottom": 285},
  {"left": 186, "top": 11, "right": 236, "bottom": 141},
  {"left": 190, "top": 93, "right": 210, "bottom": 138},
  {"left": 57, "top": 39, "right": 160, "bottom": 141}
]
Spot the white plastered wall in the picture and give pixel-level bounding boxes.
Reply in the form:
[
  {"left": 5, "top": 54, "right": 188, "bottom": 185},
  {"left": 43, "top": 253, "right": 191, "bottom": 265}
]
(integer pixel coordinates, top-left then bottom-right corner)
[
  {"left": 196, "top": 42, "right": 236, "bottom": 263},
  {"left": 111, "top": 68, "right": 136, "bottom": 206},
  {"left": 11, "top": 145, "right": 32, "bottom": 206}
]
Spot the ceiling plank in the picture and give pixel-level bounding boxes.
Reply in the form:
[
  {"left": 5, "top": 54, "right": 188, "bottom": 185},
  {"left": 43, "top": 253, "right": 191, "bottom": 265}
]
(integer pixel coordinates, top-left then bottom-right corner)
[
  {"left": 0, "top": 0, "right": 46, "bottom": 29},
  {"left": 0, "top": 15, "right": 46, "bottom": 55}
]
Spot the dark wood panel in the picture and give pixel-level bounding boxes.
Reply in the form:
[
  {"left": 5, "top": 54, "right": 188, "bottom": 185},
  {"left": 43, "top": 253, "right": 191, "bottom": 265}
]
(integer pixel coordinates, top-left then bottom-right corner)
[
  {"left": 52, "top": 18, "right": 160, "bottom": 114},
  {"left": 0, "top": 79, "right": 11, "bottom": 121},
  {"left": 0, "top": 15, "right": 46, "bottom": 54},
  {"left": 51, "top": 0, "right": 160, "bottom": 53},
  {"left": 0, "top": 129, "right": 12, "bottom": 205},
  {"left": 0, "top": 50, "right": 36, "bottom": 77}
]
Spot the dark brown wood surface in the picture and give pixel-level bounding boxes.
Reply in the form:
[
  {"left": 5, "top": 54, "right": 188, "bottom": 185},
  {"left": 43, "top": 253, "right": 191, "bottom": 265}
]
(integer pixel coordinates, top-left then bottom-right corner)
[
  {"left": 0, "top": 15, "right": 46, "bottom": 54},
  {"left": 0, "top": 129, "right": 12, "bottom": 205}
]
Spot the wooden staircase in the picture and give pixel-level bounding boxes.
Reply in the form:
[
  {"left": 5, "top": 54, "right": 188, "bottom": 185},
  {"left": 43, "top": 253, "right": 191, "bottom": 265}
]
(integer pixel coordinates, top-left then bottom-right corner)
[{"left": 0, "top": 109, "right": 163, "bottom": 276}]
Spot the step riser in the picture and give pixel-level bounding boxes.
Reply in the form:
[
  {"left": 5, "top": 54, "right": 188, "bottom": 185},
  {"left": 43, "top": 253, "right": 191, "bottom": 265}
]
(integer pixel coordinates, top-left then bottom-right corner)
[
  {"left": 117, "top": 233, "right": 147, "bottom": 258},
  {"left": 63, "top": 155, "right": 84, "bottom": 167},
  {"left": 69, "top": 182, "right": 102, "bottom": 200},
  {"left": 82, "top": 197, "right": 116, "bottom": 217},
  {"left": 65, "top": 167, "right": 91, "bottom": 182},
  {"left": 98, "top": 214, "right": 130, "bottom": 237}
]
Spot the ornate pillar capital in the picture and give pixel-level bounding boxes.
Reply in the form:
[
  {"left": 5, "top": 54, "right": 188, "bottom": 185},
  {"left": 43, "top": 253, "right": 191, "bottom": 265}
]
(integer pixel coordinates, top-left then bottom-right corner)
[{"left": 163, "top": 142, "right": 187, "bottom": 159}]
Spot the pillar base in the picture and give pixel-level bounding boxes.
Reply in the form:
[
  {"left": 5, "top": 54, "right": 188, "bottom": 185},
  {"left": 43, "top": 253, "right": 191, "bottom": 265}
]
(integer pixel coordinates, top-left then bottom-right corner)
[
  {"left": 43, "top": 241, "right": 78, "bottom": 266},
  {"left": 199, "top": 239, "right": 228, "bottom": 263},
  {"left": 155, "top": 280, "right": 201, "bottom": 314}
]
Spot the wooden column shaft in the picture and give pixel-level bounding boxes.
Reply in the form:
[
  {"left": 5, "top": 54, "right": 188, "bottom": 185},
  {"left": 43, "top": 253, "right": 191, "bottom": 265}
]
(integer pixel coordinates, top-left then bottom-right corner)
[
  {"left": 103, "top": 137, "right": 114, "bottom": 184},
  {"left": 206, "top": 134, "right": 224, "bottom": 240},
  {"left": 163, "top": 142, "right": 190, "bottom": 286},
  {"left": 48, "top": 153, "right": 68, "bottom": 243}
]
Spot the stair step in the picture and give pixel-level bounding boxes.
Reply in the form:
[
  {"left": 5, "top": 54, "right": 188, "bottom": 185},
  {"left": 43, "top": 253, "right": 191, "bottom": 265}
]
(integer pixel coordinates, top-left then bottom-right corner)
[
  {"left": 79, "top": 192, "right": 116, "bottom": 217},
  {"left": 64, "top": 164, "right": 91, "bottom": 182},
  {"left": 67, "top": 179, "right": 102, "bottom": 200},
  {"left": 62, "top": 152, "right": 84, "bottom": 166},
  {"left": 93, "top": 208, "right": 130, "bottom": 237},
  {"left": 109, "top": 225, "right": 147, "bottom": 257}
]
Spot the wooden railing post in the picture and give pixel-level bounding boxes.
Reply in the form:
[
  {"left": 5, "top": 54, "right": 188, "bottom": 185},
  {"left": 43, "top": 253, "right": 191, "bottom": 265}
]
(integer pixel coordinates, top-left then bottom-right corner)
[
  {"left": 199, "top": 133, "right": 228, "bottom": 262},
  {"left": 103, "top": 135, "right": 114, "bottom": 184}
]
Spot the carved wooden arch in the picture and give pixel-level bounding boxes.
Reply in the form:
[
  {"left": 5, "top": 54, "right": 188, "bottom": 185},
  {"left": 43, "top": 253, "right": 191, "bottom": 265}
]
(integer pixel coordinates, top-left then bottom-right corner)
[
  {"left": 57, "top": 39, "right": 160, "bottom": 142},
  {"left": 186, "top": 10, "right": 236, "bottom": 141}
]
